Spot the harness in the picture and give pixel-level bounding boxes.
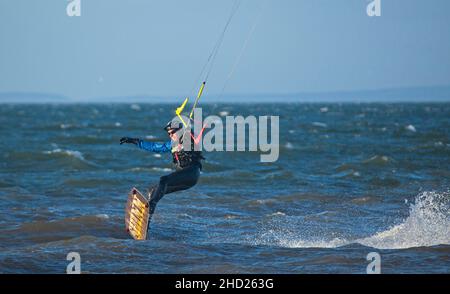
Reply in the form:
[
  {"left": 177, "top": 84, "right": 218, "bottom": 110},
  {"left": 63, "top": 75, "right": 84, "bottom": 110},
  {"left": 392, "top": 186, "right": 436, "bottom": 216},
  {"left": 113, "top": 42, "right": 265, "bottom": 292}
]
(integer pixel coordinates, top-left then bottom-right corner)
[{"left": 171, "top": 130, "right": 205, "bottom": 169}]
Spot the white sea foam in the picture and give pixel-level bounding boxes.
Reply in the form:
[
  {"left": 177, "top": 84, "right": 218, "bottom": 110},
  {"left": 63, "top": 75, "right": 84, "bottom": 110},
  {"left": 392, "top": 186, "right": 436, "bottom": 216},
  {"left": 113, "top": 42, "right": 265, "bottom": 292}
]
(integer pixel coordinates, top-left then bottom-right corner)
[
  {"left": 127, "top": 167, "right": 151, "bottom": 172},
  {"left": 152, "top": 167, "right": 173, "bottom": 172},
  {"left": 44, "top": 149, "right": 86, "bottom": 161},
  {"left": 256, "top": 199, "right": 275, "bottom": 205},
  {"left": 405, "top": 124, "right": 417, "bottom": 132},
  {"left": 285, "top": 142, "right": 294, "bottom": 149},
  {"left": 312, "top": 122, "right": 327, "bottom": 128},
  {"left": 280, "top": 237, "right": 348, "bottom": 249},
  {"left": 130, "top": 104, "right": 141, "bottom": 111},
  {"left": 357, "top": 191, "right": 450, "bottom": 249},
  {"left": 269, "top": 212, "right": 286, "bottom": 217},
  {"left": 363, "top": 155, "right": 390, "bottom": 165},
  {"left": 254, "top": 191, "right": 449, "bottom": 249},
  {"left": 60, "top": 124, "right": 73, "bottom": 129},
  {"left": 254, "top": 224, "right": 348, "bottom": 248}
]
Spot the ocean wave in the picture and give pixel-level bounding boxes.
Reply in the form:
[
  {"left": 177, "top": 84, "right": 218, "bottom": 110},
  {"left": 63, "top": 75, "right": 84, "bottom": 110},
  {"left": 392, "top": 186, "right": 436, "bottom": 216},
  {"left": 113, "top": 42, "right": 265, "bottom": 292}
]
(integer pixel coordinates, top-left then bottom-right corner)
[
  {"left": 43, "top": 148, "right": 85, "bottom": 161},
  {"left": 350, "top": 196, "right": 381, "bottom": 205},
  {"left": 332, "top": 169, "right": 361, "bottom": 178},
  {"left": 335, "top": 163, "right": 358, "bottom": 172},
  {"left": 268, "top": 211, "right": 286, "bottom": 217},
  {"left": 311, "top": 122, "right": 327, "bottom": 128},
  {"left": 334, "top": 155, "right": 393, "bottom": 175},
  {"left": 60, "top": 123, "right": 74, "bottom": 129},
  {"left": 152, "top": 167, "right": 173, "bottom": 173},
  {"left": 357, "top": 191, "right": 450, "bottom": 249},
  {"left": 122, "top": 165, "right": 173, "bottom": 174},
  {"left": 18, "top": 214, "right": 112, "bottom": 233},
  {"left": 42, "top": 148, "right": 97, "bottom": 168},
  {"left": 54, "top": 135, "right": 113, "bottom": 145},
  {"left": 130, "top": 104, "right": 141, "bottom": 111},
  {"left": 1, "top": 214, "right": 122, "bottom": 246},
  {"left": 4, "top": 149, "right": 97, "bottom": 171},
  {"left": 252, "top": 191, "right": 449, "bottom": 249},
  {"left": 405, "top": 124, "right": 417, "bottom": 132},
  {"left": 284, "top": 142, "right": 294, "bottom": 150},
  {"left": 369, "top": 177, "right": 401, "bottom": 187},
  {"left": 362, "top": 155, "right": 392, "bottom": 165},
  {"left": 201, "top": 161, "right": 229, "bottom": 172}
]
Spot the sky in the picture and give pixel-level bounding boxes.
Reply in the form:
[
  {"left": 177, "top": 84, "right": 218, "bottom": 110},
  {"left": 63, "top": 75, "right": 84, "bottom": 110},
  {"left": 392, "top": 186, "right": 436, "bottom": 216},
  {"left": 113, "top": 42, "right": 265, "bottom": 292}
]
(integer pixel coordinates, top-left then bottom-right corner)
[{"left": 0, "top": 0, "right": 450, "bottom": 101}]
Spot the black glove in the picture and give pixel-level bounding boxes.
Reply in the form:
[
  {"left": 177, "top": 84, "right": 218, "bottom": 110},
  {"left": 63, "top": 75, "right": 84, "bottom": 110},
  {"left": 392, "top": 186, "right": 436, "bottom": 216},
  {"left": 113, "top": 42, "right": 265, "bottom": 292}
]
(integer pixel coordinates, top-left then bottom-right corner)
[{"left": 120, "top": 137, "right": 140, "bottom": 145}]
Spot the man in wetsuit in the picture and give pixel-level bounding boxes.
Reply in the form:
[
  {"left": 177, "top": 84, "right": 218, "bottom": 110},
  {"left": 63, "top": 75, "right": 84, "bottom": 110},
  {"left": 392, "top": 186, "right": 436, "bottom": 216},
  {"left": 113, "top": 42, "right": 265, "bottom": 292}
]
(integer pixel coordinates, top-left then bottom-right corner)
[{"left": 120, "top": 121, "right": 204, "bottom": 227}]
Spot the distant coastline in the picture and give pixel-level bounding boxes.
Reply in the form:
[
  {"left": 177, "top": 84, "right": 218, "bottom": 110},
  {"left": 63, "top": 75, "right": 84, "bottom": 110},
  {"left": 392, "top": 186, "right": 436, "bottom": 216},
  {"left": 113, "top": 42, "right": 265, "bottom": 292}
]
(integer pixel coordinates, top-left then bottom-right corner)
[{"left": 1, "top": 85, "right": 450, "bottom": 103}]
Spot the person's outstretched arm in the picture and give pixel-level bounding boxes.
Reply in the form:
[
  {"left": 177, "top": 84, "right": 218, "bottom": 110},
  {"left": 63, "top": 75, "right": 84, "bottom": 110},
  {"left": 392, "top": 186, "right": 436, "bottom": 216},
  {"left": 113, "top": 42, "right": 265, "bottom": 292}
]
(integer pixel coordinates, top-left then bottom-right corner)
[{"left": 120, "top": 137, "right": 172, "bottom": 153}]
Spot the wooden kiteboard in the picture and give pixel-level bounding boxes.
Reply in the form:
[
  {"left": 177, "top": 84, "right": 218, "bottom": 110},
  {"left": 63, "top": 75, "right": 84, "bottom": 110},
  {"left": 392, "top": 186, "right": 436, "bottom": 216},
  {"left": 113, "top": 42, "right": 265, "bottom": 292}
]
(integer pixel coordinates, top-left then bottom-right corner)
[{"left": 125, "top": 188, "right": 150, "bottom": 240}]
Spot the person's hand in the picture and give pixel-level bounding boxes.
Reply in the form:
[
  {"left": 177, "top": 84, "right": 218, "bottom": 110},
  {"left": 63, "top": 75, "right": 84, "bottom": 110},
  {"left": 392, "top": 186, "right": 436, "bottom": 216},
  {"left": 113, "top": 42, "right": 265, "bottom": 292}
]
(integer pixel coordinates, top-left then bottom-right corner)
[{"left": 120, "top": 137, "right": 139, "bottom": 145}]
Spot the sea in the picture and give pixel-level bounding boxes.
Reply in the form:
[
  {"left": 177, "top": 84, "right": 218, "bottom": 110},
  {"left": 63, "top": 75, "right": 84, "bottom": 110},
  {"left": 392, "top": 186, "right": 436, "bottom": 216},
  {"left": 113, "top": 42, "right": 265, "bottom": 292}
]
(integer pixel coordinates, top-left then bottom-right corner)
[{"left": 0, "top": 102, "right": 449, "bottom": 273}]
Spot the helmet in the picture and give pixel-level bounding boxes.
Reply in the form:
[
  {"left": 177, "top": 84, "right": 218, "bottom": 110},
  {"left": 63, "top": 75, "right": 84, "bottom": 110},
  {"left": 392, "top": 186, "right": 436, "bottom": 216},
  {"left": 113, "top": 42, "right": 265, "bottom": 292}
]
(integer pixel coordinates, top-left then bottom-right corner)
[{"left": 164, "top": 120, "right": 183, "bottom": 134}]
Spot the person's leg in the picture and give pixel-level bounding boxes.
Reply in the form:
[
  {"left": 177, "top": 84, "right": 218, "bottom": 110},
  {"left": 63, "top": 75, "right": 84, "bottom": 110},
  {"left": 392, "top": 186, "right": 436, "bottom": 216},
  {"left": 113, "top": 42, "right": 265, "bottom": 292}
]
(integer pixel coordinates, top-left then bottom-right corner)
[{"left": 147, "top": 165, "right": 200, "bottom": 227}]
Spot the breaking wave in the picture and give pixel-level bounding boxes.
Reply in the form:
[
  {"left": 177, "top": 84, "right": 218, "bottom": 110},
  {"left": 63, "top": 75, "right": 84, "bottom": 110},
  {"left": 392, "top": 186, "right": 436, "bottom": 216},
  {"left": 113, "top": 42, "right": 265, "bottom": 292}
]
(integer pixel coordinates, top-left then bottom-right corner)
[
  {"left": 43, "top": 148, "right": 97, "bottom": 167},
  {"left": 43, "top": 148, "right": 86, "bottom": 161},
  {"left": 254, "top": 191, "right": 450, "bottom": 249},
  {"left": 357, "top": 191, "right": 450, "bottom": 249}
]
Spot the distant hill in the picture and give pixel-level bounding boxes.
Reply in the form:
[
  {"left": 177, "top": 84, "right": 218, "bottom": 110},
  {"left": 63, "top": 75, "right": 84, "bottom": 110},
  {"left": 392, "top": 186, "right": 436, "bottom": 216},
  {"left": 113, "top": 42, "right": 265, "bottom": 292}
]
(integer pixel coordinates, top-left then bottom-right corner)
[
  {"left": 1, "top": 85, "right": 449, "bottom": 103},
  {"left": 0, "top": 92, "right": 69, "bottom": 103},
  {"left": 214, "top": 85, "right": 450, "bottom": 103}
]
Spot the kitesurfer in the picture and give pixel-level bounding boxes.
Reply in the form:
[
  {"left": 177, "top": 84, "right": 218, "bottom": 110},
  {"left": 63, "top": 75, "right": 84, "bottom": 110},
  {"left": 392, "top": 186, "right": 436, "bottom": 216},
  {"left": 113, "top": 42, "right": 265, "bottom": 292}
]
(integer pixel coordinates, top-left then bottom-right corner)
[{"left": 120, "top": 120, "right": 204, "bottom": 228}]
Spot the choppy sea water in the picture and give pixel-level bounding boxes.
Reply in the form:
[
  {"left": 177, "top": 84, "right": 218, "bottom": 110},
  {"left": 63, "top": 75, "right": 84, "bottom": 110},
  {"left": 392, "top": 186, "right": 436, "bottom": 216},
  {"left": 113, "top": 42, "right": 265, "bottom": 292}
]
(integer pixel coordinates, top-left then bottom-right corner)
[{"left": 0, "top": 103, "right": 449, "bottom": 274}]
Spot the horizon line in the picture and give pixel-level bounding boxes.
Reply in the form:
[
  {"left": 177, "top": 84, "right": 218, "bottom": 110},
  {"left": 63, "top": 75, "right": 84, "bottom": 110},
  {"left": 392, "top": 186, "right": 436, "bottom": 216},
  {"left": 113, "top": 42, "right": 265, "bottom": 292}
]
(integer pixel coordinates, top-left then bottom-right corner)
[{"left": 1, "top": 84, "right": 450, "bottom": 103}]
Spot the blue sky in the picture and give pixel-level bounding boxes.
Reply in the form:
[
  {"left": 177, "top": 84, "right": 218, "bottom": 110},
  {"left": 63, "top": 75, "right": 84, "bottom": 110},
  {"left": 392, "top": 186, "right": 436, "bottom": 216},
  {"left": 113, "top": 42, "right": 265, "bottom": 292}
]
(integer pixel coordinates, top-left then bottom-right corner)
[{"left": 1, "top": 0, "right": 450, "bottom": 101}]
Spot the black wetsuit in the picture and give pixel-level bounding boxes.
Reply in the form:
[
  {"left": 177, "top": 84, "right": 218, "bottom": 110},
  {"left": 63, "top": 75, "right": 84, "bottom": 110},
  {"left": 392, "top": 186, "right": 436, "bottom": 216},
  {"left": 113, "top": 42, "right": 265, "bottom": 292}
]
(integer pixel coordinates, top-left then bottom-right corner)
[
  {"left": 148, "top": 162, "right": 201, "bottom": 221},
  {"left": 120, "top": 135, "right": 204, "bottom": 227}
]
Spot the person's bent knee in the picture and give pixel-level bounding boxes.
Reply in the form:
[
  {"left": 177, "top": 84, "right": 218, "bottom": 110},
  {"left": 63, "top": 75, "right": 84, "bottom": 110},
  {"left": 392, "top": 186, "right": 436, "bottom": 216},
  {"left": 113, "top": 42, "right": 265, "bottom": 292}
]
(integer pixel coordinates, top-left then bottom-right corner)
[{"left": 159, "top": 175, "right": 168, "bottom": 184}]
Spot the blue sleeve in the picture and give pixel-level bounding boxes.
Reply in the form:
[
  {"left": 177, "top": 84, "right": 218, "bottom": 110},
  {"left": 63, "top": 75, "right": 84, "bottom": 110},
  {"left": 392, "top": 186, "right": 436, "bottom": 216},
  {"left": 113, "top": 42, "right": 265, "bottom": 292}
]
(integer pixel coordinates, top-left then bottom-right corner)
[{"left": 137, "top": 140, "right": 172, "bottom": 153}]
